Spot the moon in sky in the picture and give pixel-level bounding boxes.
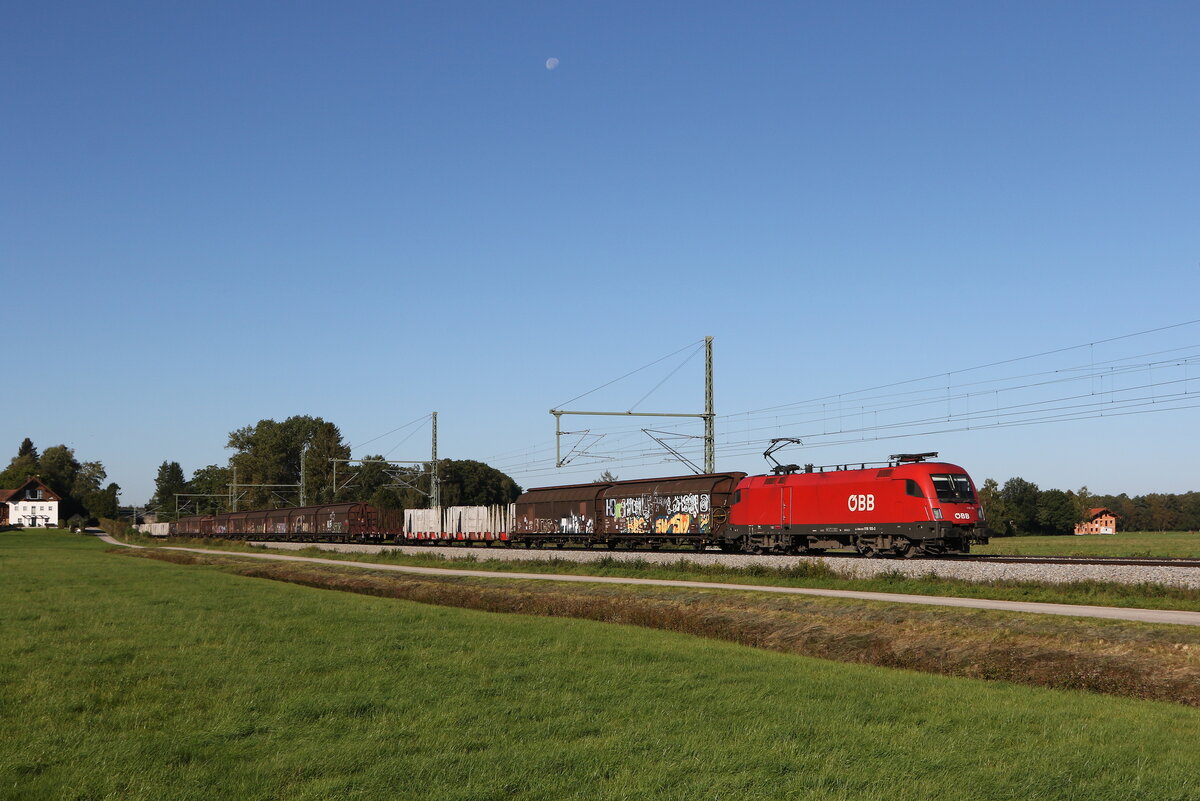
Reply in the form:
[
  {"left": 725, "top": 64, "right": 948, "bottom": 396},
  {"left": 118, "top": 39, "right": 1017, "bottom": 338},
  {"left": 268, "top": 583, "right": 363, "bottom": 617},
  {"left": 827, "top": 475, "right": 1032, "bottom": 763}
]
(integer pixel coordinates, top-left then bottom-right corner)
[{"left": 545, "top": 57, "right": 559, "bottom": 70}]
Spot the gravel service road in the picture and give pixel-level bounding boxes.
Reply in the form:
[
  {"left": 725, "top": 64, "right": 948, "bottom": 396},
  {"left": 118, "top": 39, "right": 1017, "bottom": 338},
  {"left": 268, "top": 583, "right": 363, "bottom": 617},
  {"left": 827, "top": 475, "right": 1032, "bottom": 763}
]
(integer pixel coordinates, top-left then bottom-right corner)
[
  {"left": 102, "top": 536, "right": 1200, "bottom": 627},
  {"left": 246, "top": 541, "right": 1200, "bottom": 589}
]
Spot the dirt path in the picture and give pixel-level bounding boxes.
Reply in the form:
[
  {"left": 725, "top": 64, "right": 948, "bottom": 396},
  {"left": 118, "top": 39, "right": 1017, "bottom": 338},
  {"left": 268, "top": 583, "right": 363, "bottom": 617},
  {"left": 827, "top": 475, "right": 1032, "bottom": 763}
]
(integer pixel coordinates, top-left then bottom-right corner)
[{"left": 99, "top": 535, "right": 1200, "bottom": 627}]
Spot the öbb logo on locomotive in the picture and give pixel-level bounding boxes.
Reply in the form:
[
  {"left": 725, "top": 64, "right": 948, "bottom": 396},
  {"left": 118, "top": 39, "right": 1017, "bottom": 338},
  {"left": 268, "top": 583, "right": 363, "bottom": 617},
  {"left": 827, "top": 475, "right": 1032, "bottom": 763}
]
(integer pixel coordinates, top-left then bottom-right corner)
[
  {"left": 168, "top": 452, "right": 989, "bottom": 558},
  {"left": 847, "top": 494, "right": 875, "bottom": 512}
]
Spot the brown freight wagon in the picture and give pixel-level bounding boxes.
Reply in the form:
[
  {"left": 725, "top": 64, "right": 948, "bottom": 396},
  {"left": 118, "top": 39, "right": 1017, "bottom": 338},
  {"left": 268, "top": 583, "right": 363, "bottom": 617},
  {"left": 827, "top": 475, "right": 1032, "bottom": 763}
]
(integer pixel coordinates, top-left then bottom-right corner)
[
  {"left": 173, "top": 503, "right": 381, "bottom": 542},
  {"left": 172, "top": 515, "right": 213, "bottom": 537},
  {"left": 514, "top": 472, "right": 746, "bottom": 549}
]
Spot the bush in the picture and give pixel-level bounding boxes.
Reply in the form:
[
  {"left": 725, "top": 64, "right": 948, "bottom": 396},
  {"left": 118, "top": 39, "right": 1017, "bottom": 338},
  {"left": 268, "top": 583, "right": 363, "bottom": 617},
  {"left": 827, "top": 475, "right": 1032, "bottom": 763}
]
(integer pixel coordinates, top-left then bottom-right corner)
[{"left": 98, "top": 518, "right": 138, "bottom": 539}]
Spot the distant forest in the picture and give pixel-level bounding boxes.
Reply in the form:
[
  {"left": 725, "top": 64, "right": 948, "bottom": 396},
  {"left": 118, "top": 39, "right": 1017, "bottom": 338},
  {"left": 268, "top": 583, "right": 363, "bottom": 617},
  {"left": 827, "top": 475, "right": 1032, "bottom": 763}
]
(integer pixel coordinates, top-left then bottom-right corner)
[
  {"left": 148, "top": 415, "right": 521, "bottom": 520},
  {"left": 977, "top": 477, "right": 1200, "bottom": 536}
]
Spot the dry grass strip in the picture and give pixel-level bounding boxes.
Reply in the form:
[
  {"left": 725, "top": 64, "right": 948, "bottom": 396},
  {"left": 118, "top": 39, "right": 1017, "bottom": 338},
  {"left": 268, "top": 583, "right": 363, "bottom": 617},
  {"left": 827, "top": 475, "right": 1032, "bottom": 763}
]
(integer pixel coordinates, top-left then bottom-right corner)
[{"left": 121, "top": 548, "right": 1200, "bottom": 706}]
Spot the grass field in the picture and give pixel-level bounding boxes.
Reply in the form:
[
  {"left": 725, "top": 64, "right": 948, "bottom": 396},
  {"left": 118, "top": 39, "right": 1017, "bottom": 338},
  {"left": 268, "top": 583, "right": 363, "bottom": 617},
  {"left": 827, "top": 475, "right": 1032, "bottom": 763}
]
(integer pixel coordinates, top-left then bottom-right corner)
[
  {"left": 6, "top": 531, "right": 1200, "bottom": 801},
  {"left": 121, "top": 544, "right": 1200, "bottom": 707},
  {"left": 978, "top": 531, "right": 1200, "bottom": 558}
]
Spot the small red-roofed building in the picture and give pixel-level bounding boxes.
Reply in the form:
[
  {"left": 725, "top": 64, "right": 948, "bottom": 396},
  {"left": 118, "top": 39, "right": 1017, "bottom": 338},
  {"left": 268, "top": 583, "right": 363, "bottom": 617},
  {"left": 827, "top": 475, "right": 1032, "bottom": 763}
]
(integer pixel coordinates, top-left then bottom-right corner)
[
  {"left": 0, "top": 477, "right": 61, "bottom": 528},
  {"left": 1075, "top": 507, "right": 1118, "bottom": 535}
]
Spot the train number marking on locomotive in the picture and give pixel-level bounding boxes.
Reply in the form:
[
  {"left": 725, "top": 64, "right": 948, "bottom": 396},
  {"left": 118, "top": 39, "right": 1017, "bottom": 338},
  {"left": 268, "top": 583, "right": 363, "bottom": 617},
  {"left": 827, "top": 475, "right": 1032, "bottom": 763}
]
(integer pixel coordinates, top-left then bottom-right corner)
[{"left": 847, "top": 494, "right": 875, "bottom": 512}]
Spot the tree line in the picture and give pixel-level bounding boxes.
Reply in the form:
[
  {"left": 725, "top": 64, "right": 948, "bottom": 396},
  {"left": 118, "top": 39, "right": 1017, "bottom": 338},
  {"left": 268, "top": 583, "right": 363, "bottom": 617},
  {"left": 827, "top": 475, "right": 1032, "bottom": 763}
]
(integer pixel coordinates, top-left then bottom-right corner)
[
  {"left": 1, "top": 438, "right": 121, "bottom": 526},
  {"left": 149, "top": 415, "right": 522, "bottom": 519},
  {"left": 978, "top": 477, "right": 1200, "bottom": 536}
]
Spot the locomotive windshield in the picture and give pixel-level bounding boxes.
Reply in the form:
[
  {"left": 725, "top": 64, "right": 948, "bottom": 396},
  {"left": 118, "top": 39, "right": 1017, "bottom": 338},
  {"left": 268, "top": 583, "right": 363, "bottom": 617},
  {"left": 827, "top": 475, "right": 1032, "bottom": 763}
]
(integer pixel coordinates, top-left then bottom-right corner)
[{"left": 930, "top": 474, "right": 975, "bottom": 503}]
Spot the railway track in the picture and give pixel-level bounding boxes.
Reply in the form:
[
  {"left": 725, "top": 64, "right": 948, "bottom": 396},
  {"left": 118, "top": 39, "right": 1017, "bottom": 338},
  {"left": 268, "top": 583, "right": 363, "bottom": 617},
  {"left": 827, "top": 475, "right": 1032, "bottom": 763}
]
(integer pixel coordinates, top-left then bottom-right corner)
[
  {"left": 440, "top": 541, "right": 1200, "bottom": 568},
  {"left": 235, "top": 538, "right": 1200, "bottom": 569},
  {"left": 944, "top": 553, "right": 1200, "bottom": 569}
]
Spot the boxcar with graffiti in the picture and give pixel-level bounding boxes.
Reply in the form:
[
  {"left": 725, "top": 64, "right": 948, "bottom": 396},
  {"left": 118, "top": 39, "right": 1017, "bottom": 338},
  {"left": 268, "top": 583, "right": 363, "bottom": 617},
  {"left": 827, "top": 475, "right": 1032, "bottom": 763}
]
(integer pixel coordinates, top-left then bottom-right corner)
[{"left": 513, "top": 473, "right": 745, "bottom": 548}]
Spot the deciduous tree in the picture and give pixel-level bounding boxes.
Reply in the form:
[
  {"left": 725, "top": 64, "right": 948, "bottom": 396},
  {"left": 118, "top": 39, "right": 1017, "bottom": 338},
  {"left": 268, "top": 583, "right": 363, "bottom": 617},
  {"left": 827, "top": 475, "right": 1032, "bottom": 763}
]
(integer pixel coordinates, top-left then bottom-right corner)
[
  {"left": 227, "top": 416, "right": 351, "bottom": 508},
  {"left": 151, "top": 461, "right": 188, "bottom": 519},
  {"left": 977, "top": 478, "right": 1011, "bottom": 535},
  {"left": 0, "top": 438, "right": 40, "bottom": 488},
  {"left": 1000, "top": 477, "right": 1041, "bottom": 535},
  {"left": 187, "top": 464, "right": 232, "bottom": 513},
  {"left": 1036, "top": 489, "right": 1077, "bottom": 535}
]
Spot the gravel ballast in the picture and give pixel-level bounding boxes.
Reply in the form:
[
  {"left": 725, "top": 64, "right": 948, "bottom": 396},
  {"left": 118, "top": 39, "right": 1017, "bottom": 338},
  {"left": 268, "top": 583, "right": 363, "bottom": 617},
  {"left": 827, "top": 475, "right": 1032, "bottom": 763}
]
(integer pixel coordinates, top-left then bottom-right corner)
[{"left": 246, "top": 542, "right": 1200, "bottom": 589}]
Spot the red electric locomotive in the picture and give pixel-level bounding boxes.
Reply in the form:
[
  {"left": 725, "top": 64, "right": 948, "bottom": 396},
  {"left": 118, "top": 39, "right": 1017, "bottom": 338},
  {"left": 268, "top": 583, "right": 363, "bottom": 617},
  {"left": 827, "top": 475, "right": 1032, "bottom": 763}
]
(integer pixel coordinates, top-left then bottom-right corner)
[{"left": 725, "top": 452, "right": 988, "bottom": 556}]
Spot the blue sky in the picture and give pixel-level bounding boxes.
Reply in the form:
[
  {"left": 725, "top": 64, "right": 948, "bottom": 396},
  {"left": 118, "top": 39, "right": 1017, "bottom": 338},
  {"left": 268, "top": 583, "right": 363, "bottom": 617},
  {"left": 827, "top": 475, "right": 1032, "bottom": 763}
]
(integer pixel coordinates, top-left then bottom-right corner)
[{"left": 4, "top": 1, "right": 1198, "bottom": 504}]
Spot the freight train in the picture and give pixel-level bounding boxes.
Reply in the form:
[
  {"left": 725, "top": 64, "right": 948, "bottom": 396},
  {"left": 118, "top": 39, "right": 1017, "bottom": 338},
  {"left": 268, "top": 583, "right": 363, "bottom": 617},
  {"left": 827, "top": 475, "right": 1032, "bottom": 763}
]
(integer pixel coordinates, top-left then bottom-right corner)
[{"left": 170, "top": 453, "right": 989, "bottom": 557}]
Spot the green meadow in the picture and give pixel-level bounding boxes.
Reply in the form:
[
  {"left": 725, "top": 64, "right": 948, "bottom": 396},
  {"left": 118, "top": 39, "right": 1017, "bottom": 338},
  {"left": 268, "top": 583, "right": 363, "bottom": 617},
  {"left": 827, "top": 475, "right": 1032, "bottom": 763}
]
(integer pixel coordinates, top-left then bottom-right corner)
[
  {"left": 4, "top": 530, "right": 1200, "bottom": 801},
  {"left": 976, "top": 531, "right": 1200, "bottom": 558}
]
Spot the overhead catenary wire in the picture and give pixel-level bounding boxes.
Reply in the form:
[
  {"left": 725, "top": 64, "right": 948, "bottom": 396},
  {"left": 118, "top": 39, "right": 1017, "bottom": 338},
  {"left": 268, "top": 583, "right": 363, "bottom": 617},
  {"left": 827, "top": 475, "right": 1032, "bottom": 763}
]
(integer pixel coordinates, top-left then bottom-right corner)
[
  {"left": 553, "top": 339, "right": 705, "bottom": 409},
  {"left": 736, "top": 318, "right": 1200, "bottom": 417},
  {"left": 489, "top": 322, "right": 1200, "bottom": 480},
  {"left": 628, "top": 345, "right": 703, "bottom": 412},
  {"left": 486, "top": 343, "right": 1200, "bottom": 464},
  {"left": 503, "top": 395, "right": 1200, "bottom": 483},
  {"left": 383, "top": 420, "right": 430, "bottom": 459},
  {"left": 484, "top": 357, "right": 1190, "bottom": 474},
  {"left": 352, "top": 413, "right": 430, "bottom": 451},
  {"left": 477, "top": 320, "right": 1200, "bottom": 482}
]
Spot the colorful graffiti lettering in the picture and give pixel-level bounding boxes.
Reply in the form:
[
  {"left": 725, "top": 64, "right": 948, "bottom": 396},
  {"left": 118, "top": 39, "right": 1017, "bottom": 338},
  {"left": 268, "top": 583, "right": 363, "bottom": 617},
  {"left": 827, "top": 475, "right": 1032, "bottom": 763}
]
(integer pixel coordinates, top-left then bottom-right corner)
[
  {"left": 605, "top": 497, "right": 648, "bottom": 518},
  {"left": 654, "top": 513, "right": 693, "bottom": 534},
  {"left": 623, "top": 516, "right": 648, "bottom": 533},
  {"left": 607, "top": 492, "right": 712, "bottom": 533}
]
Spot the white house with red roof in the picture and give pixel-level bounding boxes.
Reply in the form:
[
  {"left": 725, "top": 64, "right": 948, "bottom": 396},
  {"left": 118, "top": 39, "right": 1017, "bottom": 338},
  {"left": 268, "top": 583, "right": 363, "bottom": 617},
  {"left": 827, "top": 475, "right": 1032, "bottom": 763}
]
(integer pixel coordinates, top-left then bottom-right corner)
[{"left": 0, "top": 477, "right": 60, "bottom": 527}]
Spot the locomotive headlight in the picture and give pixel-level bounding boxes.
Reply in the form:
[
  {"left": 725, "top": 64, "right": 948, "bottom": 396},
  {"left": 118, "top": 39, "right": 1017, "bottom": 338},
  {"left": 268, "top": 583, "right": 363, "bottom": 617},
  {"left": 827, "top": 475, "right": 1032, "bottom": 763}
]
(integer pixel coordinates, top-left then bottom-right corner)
[
  {"left": 978, "top": 506, "right": 985, "bottom": 521},
  {"left": 932, "top": 508, "right": 944, "bottom": 520}
]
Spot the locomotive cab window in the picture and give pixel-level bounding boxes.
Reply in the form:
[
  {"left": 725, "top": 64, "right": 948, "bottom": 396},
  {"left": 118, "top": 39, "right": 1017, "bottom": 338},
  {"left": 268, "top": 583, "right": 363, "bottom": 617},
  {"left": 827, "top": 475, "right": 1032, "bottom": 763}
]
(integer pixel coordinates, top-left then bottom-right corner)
[
  {"left": 930, "top": 474, "right": 975, "bottom": 503},
  {"left": 905, "top": 479, "right": 924, "bottom": 498}
]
